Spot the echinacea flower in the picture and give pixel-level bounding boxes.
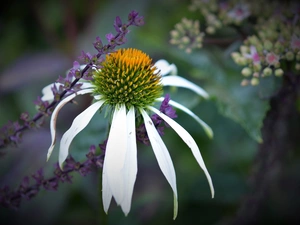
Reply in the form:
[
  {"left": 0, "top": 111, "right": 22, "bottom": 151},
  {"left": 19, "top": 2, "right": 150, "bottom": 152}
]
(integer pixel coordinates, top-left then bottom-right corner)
[{"left": 44, "top": 48, "right": 214, "bottom": 219}]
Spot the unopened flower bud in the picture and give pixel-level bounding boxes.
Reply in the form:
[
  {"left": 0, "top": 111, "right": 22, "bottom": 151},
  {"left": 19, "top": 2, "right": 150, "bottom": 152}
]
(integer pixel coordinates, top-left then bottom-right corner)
[
  {"left": 253, "top": 63, "right": 262, "bottom": 72},
  {"left": 195, "top": 36, "right": 203, "bottom": 43},
  {"left": 214, "top": 20, "right": 222, "bottom": 28},
  {"left": 241, "top": 79, "right": 249, "bottom": 86},
  {"left": 186, "top": 48, "right": 192, "bottom": 54},
  {"left": 285, "top": 51, "right": 294, "bottom": 61},
  {"left": 263, "top": 67, "right": 272, "bottom": 76},
  {"left": 236, "top": 57, "right": 247, "bottom": 66},
  {"left": 258, "top": 31, "right": 265, "bottom": 39},
  {"left": 256, "top": 44, "right": 264, "bottom": 52},
  {"left": 241, "top": 67, "right": 252, "bottom": 76},
  {"left": 274, "top": 62, "right": 281, "bottom": 68},
  {"left": 251, "top": 77, "right": 259, "bottom": 85},
  {"left": 274, "top": 68, "right": 284, "bottom": 77},
  {"left": 274, "top": 41, "right": 284, "bottom": 52},
  {"left": 206, "top": 26, "right": 215, "bottom": 34},
  {"left": 263, "top": 40, "right": 273, "bottom": 51},
  {"left": 181, "top": 36, "right": 190, "bottom": 45},
  {"left": 296, "top": 52, "right": 300, "bottom": 61},
  {"left": 248, "top": 35, "right": 259, "bottom": 45},
  {"left": 231, "top": 52, "right": 241, "bottom": 60},
  {"left": 240, "top": 45, "right": 248, "bottom": 54},
  {"left": 170, "top": 30, "right": 180, "bottom": 39},
  {"left": 253, "top": 72, "right": 259, "bottom": 78},
  {"left": 296, "top": 63, "right": 300, "bottom": 70}
]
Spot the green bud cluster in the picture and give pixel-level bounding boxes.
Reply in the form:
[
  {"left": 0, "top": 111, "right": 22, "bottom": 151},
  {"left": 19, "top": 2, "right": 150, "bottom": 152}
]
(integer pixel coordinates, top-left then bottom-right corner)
[
  {"left": 172, "top": 0, "right": 300, "bottom": 86},
  {"left": 188, "top": 0, "right": 250, "bottom": 35},
  {"left": 170, "top": 18, "right": 204, "bottom": 53},
  {"left": 229, "top": 1, "right": 300, "bottom": 86}
]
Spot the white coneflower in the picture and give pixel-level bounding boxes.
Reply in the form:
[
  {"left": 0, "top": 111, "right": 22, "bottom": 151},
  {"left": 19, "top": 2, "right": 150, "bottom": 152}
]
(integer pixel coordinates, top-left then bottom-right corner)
[{"left": 44, "top": 48, "right": 214, "bottom": 219}]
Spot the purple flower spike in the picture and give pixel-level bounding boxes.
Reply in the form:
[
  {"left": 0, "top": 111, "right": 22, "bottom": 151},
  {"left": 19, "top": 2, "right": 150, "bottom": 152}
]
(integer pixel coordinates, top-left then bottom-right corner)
[{"left": 136, "top": 94, "right": 177, "bottom": 144}]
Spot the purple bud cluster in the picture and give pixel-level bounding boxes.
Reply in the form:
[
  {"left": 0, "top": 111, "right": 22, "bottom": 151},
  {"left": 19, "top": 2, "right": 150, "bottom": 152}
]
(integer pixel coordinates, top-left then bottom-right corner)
[
  {"left": 0, "top": 112, "right": 44, "bottom": 149},
  {"left": 136, "top": 94, "right": 177, "bottom": 145},
  {"left": 0, "top": 144, "right": 105, "bottom": 209},
  {"left": 92, "top": 10, "right": 144, "bottom": 56},
  {"left": 0, "top": 10, "right": 144, "bottom": 150}
]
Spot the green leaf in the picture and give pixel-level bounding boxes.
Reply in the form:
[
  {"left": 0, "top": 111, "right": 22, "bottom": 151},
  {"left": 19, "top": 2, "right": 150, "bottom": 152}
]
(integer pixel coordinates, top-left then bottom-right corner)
[{"left": 171, "top": 46, "right": 275, "bottom": 143}]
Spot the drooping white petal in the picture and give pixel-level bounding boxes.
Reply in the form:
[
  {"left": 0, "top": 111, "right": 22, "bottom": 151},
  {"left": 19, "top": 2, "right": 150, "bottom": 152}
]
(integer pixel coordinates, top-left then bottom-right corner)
[
  {"left": 102, "top": 170, "right": 113, "bottom": 213},
  {"left": 154, "top": 59, "right": 178, "bottom": 76},
  {"left": 58, "top": 100, "right": 104, "bottom": 168},
  {"left": 148, "top": 106, "right": 214, "bottom": 199},
  {"left": 47, "top": 89, "right": 94, "bottom": 161},
  {"left": 156, "top": 97, "right": 213, "bottom": 139},
  {"left": 121, "top": 106, "right": 138, "bottom": 215},
  {"left": 140, "top": 109, "right": 178, "bottom": 220},
  {"left": 41, "top": 83, "right": 60, "bottom": 102},
  {"left": 103, "top": 104, "right": 127, "bottom": 205},
  {"left": 162, "top": 76, "right": 209, "bottom": 99},
  {"left": 41, "top": 79, "right": 94, "bottom": 102}
]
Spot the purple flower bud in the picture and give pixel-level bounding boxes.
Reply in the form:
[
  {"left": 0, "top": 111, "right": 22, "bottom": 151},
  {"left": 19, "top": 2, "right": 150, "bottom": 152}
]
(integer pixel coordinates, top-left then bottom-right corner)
[
  {"left": 43, "top": 179, "right": 58, "bottom": 191},
  {"left": 88, "top": 145, "right": 96, "bottom": 155},
  {"left": 99, "top": 140, "right": 107, "bottom": 152},
  {"left": 32, "top": 168, "right": 44, "bottom": 185},
  {"left": 73, "top": 61, "right": 80, "bottom": 70},
  {"left": 106, "top": 33, "right": 115, "bottom": 43},
  {"left": 133, "top": 16, "right": 144, "bottom": 26},
  {"left": 156, "top": 126, "right": 165, "bottom": 136},
  {"left": 20, "top": 176, "right": 30, "bottom": 190},
  {"left": 93, "top": 36, "right": 103, "bottom": 52},
  {"left": 115, "top": 34, "right": 127, "bottom": 45},
  {"left": 79, "top": 166, "right": 91, "bottom": 176},
  {"left": 79, "top": 51, "right": 93, "bottom": 64},
  {"left": 121, "top": 24, "right": 128, "bottom": 33},
  {"left": 136, "top": 123, "right": 150, "bottom": 145},
  {"left": 128, "top": 10, "right": 139, "bottom": 21},
  {"left": 114, "top": 16, "right": 123, "bottom": 32},
  {"left": 22, "top": 188, "right": 39, "bottom": 200},
  {"left": 20, "top": 112, "right": 30, "bottom": 122},
  {"left": 136, "top": 94, "right": 176, "bottom": 145}
]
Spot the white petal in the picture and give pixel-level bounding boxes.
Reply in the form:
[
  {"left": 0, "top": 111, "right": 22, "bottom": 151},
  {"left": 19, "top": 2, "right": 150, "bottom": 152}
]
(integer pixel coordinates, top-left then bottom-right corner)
[
  {"left": 41, "top": 81, "right": 93, "bottom": 102},
  {"left": 41, "top": 83, "right": 60, "bottom": 102},
  {"left": 93, "top": 95, "right": 102, "bottom": 100},
  {"left": 140, "top": 109, "right": 178, "bottom": 219},
  {"left": 148, "top": 106, "right": 214, "bottom": 199},
  {"left": 103, "top": 104, "right": 127, "bottom": 205},
  {"left": 80, "top": 81, "right": 94, "bottom": 89},
  {"left": 47, "top": 89, "right": 94, "bottom": 161},
  {"left": 58, "top": 100, "right": 104, "bottom": 168},
  {"left": 162, "top": 76, "right": 209, "bottom": 99},
  {"left": 156, "top": 97, "right": 213, "bottom": 139},
  {"left": 121, "top": 107, "right": 138, "bottom": 215},
  {"left": 154, "top": 59, "right": 177, "bottom": 76},
  {"left": 102, "top": 170, "right": 113, "bottom": 213}
]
